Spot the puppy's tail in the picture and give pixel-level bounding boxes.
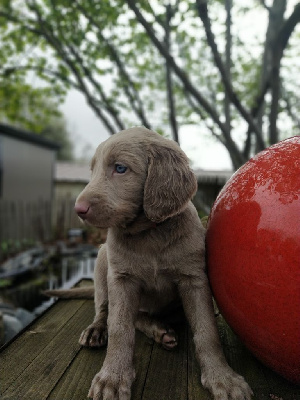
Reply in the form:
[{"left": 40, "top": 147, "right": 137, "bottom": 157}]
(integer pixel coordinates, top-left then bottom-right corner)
[{"left": 43, "top": 287, "right": 95, "bottom": 299}]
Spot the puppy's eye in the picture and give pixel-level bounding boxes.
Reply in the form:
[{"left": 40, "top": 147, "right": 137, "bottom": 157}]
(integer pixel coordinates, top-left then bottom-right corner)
[{"left": 115, "top": 164, "right": 127, "bottom": 174}]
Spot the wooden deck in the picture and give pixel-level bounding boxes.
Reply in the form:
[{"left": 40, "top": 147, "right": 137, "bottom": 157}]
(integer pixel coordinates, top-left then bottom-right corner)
[{"left": 0, "top": 279, "right": 299, "bottom": 400}]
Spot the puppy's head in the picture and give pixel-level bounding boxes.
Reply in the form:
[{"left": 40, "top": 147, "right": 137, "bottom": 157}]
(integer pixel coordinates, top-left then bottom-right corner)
[{"left": 75, "top": 127, "right": 197, "bottom": 228}]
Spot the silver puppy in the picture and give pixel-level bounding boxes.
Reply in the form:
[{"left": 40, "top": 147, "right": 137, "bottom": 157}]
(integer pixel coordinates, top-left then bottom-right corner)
[{"left": 48, "top": 127, "right": 252, "bottom": 400}]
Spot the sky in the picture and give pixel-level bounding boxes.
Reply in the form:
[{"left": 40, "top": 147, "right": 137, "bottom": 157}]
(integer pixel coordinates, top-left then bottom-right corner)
[
  {"left": 58, "top": 2, "right": 269, "bottom": 172},
  {"left": 59, "top": 1, "right": 299, "bottom": 172},
  {"left": 61, "top": 89, "right": 233, "bottom": 171}
]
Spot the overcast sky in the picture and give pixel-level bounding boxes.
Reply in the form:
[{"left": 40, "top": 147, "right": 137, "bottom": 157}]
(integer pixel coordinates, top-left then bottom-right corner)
[
  {"left": 60, "top": 1, "right": 298, "bottom": 171},
  {"left": 59, "top": 3, "right": 268, "bottom": 171},
  {"left": 61, "top": 88, "right": 233, "bottom": 170}
]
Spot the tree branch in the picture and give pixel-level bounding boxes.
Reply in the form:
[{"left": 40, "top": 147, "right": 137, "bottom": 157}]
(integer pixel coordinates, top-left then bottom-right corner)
[
  {"left": 126, "top": 0, "right": 245, "bottom": 167},
  {"left": 258, "top": 0, "right": 271, "bottom": 12},
  {"left": 267, "top": 0, "right": 286, "bottom": 145},
  {"left": 283, "top": 92, "right": 300, "bottom": 131},
  {"left": 185, "top": 93, "right": 225, "bottom": 146},
  {"left": 164, "top": 3, "right": 179, "bottom": 143},
  {"left": 1, "top": 65, "right": 79, "bottom": 90},
  {"left": 73, "top": 0, "right": 152, "bottom": 130},
  {"left": 224, "top": 0, "right": 232, "bottom": 133},
  {"left": 196, "top": 0, "right": 265, "bottom": 151},
  {"left": 47, "top": 0, "right": 125, "bottom": 131},
  {"left": 244, "top": 0, "right": 286, "bottom": 154},
  {"left": 25, "top": 0, "right": 118, "bottom": 135},
  {"left": 265, "top": 1, "right": 300, "bottom": 145},
  {"left": 68, "top": 44, "right": 125, "bottom": 131},
  {"left": 0, "top": 10, "right": 43, "bottom": 36},
  {"left": 278, "top": 2, "right": 300, "bottom": 51},
  {"left": 243, "top": 78, "right": 271, "bottom": 158}
]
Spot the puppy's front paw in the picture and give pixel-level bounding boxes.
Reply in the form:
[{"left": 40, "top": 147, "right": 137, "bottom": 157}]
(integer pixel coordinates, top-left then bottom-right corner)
[
  {"left": 79, "top": 323, "right": 108, "bottom": 347},
  {"left": 88, "top": 366, "right": 135, "bottom": 400},
  {"left": 201, "top": 366, "right": 253, "bottom": 400}
]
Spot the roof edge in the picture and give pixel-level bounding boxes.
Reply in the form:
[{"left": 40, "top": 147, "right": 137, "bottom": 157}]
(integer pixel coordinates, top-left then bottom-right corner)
[{"left": 0, "top": 123, "right": 60, "bottom": 150}]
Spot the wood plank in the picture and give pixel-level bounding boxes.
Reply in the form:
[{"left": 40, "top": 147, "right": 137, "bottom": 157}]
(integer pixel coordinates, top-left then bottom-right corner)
[
  {"left": 1, "top": 299, "right": 95, "bottom": 400},
  {"left": 50, "top": 326, "right": 155, "bottom": 399},
  {"left": 0, "top": 299, "right": 88, "bottom": 394},
  {"left": 258, "top": 363, "right": 300, "bottom": 400},
  {"left": 188, "top": 313, "right": 300, "bottom": 400},
  {"left": 1, "top": 277, "right": 300, "bottom": 400},
  {"left": 216, "top": 314, "right": 271, "bottom": 398},
  {"left": 140, "top": 322, "right": 188, "bottom": 400},
  {"left": 215, "top": 314, "right": 300, "bottom": 400},
  {"left": 131, "top": 331, "right": 155, "bottom": 399},
  {"left": 48, "top": 342, "right": 106, "bottom": 400},
  {"left": 0, "top": 281, "right": 93, "bottom": 386}
]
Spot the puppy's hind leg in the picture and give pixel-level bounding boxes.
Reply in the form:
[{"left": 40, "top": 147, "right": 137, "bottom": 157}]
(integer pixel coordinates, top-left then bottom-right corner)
[
  {"left": 79, "top": 245, "right": 109, "bottom": 348},
  {"left": 135, "top": 312, "right": 178, "bottom": 350}
]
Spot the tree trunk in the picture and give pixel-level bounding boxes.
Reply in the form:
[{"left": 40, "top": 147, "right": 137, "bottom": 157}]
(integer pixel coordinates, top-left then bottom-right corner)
[
  {"left": 259, "top": 0, "right": 286, "bottom": 146},
  {"left": 164, "top": 4, "right": 179, "bottom": 144},
  {"left": 224, "top": 0, "right": 232, "bottom": 134}
]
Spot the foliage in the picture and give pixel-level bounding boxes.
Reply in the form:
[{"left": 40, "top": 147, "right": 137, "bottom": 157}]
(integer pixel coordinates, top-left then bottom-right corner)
[
  {"left": 0, "top": 0, "right": 299, "bottom": 169},
  {"left": 0, "top": 238, "right": 36, "bottom": 263},
  {"left": 0, "top": 80, "right": 74, "bottom": 160},
  {"left": 41, "top": 115, "right": 74, "bottom": 161},
  {"left": 0, "top": 75, "right": 74, "bottom": 159},
  {"left": 0, "top": 79, "right": 63, "bottom": 133}
]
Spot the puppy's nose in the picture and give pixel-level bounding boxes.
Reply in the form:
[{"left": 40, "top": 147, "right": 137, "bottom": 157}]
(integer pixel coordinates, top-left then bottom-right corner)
[{"left": 74, "top": 201, "right": 90, "bottom": 219}]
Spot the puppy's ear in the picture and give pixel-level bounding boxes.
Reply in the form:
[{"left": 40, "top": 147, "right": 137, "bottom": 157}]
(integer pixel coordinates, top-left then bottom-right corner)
[{"left": 144, "top": 143, "right": 197, "bottom": 222}]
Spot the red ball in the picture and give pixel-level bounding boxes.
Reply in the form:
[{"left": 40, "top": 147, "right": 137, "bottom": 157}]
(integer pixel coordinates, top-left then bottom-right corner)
[{"left": 206, "top": 136, "right": 300, "bottom": 384}]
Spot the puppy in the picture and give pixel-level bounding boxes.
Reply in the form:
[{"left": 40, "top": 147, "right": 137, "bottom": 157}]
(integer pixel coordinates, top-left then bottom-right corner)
[{"left": 48, "top": 127, "right": 252, "bottom": 400}]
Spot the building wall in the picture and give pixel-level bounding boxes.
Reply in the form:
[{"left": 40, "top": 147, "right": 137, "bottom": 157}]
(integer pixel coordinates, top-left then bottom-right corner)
[{"left": 1, "top": 135, "right": 55, "bottom": 202}]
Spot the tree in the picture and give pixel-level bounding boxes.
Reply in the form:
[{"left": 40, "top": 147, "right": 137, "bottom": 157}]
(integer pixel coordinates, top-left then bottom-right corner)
[
  {"left": 41, "top": 115, "right": 74, "bottom": 161},
  {"left": 0, "top": 0, "right": 299, "bottom": 169},
  {"left": 0, "top": 80, "right": 74, "bottom": 160},
  {"left": 0, "top": 79, "right": 63, "bottom": 133}
]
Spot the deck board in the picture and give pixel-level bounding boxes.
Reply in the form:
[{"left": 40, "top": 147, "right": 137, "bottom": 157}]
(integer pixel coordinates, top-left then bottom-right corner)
[
  {"left": 140, "top": 323, "right": 188, "bottom": 400},
  {"left": 0, "top": 279, "right": 299, "bottom": 400},
  {"left": 0, "top": 299, "right": 89, "bottom": 395}
]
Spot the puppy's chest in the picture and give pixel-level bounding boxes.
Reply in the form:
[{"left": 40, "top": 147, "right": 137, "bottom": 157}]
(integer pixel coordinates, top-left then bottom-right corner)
[
  {"left": 110, "top": 245, "right": 177, "bottom": 288},
  {"left": 140, "top": 260, "right": 175, "bottom": 291},
  {"left": 107, "top": 229, "right": 203, "bottom": 287}
]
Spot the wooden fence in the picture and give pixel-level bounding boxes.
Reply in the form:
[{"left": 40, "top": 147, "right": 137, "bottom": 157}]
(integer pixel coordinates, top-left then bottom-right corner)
[
  {"left": 0, "top": 188, "right": 220, "bottom": 258},
  {"left": 0, "top": 197, "right": 81, "bottom": 247},
  {"left": 53, "top": 197, "right": 82, "bottom": 239},
  {"left": 0, "top": 199, "right": 52, "bottom": 244}
]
